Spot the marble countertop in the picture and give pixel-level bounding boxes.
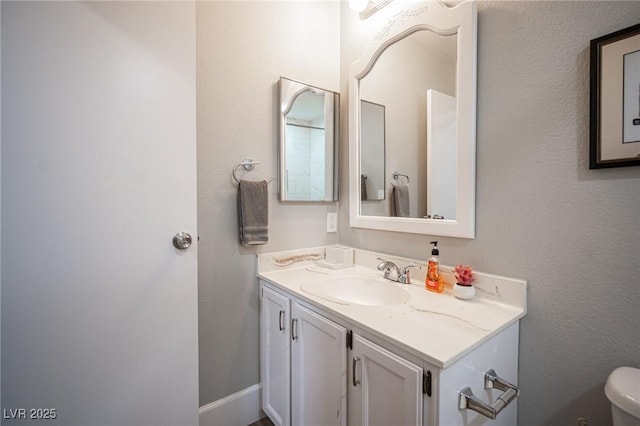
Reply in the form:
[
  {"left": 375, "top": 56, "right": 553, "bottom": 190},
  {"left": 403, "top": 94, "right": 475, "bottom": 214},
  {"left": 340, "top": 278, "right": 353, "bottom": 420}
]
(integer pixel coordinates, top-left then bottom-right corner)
[{"left": 257, "top": 247, "right": 527, "bottom": 369}]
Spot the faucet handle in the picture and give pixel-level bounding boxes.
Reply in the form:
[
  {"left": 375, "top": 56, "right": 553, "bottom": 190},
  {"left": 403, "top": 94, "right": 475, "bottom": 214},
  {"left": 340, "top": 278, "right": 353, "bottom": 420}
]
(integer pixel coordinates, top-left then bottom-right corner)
[
  {"left": 399, "top": 264, "right": 421, "bottom": 284},
  {"left": 401, "top": 263, "right": 421, "bottom": 273}
]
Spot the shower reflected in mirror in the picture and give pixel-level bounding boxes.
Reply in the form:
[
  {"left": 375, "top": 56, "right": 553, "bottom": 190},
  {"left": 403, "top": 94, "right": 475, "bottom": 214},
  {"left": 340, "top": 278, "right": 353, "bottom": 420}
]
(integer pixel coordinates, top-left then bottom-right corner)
[{"left": 279, "top": 77, "right": 339, "bottom": 202}]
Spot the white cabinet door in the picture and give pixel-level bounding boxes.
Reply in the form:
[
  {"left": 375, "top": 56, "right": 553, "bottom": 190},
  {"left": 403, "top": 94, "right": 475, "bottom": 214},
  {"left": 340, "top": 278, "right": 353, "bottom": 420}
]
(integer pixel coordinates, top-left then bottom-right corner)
[
  {"left": 291, "top": 303, "right": 347, "bottom": 426},
  {"left": 261, "top": 286, "right": 291, "bottom": 426},
  {"left": 349, "top": 334, "right": 423, "bottom": 426}
]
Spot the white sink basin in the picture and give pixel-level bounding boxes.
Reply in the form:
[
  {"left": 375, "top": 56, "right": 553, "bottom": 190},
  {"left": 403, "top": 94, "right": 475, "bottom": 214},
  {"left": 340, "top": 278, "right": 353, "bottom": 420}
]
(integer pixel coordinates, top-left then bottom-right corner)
[{"left": 301, "top": 276, "right": 410, "bottom": 306}]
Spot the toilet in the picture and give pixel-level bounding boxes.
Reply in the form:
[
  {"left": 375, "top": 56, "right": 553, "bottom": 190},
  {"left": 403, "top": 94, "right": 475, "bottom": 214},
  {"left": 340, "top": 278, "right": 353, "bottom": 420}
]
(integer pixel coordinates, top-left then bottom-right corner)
[{"left": 606, "top": 367, "right": 640, "bottom": 426}]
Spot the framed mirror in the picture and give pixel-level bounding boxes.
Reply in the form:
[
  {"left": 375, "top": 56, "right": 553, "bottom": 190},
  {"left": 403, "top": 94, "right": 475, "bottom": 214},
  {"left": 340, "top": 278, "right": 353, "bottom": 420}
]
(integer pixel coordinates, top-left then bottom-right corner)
[
  {"left": 279, "top": 77, "right": 339, "bottom": 202},
  {"left": 349, "top": 0, "right": 477, "bottom": 238}
]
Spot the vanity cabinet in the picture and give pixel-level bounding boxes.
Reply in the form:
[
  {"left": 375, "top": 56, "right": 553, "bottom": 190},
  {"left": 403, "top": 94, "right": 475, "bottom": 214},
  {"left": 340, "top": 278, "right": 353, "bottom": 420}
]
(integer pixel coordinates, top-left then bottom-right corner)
[
  {"left": 261, "top": 284, "right": 347, "bottom": 426},
  {"left": 260, "top": 279, "right": 520, "bottom": 426},
  {"left": 261, "top": 283, "right": 426, "bottom": 426}
]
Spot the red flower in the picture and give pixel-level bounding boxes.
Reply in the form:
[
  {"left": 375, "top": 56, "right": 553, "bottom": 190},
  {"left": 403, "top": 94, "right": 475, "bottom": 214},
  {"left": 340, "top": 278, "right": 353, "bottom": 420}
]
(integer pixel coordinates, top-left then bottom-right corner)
[{"left": 454, "top": 264, "right": 475, "bottom": 286}]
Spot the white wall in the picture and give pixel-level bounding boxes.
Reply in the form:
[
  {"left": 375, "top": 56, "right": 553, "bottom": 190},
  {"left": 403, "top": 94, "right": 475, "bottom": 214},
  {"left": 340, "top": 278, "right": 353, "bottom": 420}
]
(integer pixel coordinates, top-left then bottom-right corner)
[
  {"left": 196, "top": 1, "right": 340, "bottom": 405},
  {"left": 340, "top": 2, "right": 640, "bottom": 425}
]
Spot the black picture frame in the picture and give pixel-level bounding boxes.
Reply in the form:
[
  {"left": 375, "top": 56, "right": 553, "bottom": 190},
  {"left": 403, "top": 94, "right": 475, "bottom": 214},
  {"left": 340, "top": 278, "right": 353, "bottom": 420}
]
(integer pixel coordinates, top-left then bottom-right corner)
[{"left": 590, "top": 23, "right": 640, "bottom": 169}]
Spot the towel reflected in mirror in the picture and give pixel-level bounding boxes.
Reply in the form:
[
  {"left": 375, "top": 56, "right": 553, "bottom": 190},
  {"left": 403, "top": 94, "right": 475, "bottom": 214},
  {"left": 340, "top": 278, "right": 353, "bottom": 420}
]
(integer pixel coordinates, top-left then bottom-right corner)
[
  {"left": 361, "top": 174, "right": 368, "bottom": 201},
  {"left": 390, "top": 182, "right": 410, "bottom": 217}
]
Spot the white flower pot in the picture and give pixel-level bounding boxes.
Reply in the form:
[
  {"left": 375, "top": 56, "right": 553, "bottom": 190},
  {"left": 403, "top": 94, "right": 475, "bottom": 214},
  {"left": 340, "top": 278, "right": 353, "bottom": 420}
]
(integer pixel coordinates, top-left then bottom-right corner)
[{"left": 454, "top": 283, "right": 475, "bottom": 300}]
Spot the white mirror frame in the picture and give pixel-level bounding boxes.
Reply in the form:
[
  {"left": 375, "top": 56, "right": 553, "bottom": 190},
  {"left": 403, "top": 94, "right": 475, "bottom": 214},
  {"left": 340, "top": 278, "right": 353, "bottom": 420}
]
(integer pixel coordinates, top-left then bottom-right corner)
[{"left": 349, "top": 0, "right": 477, "bottom": 238}]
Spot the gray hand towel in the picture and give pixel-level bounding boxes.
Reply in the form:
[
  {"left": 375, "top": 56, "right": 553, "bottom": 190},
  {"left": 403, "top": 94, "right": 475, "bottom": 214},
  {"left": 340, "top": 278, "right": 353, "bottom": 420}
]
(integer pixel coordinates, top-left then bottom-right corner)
[
  {"left": 391, "top": 183, "right": 410, "bottom": 217},
  {"left": 238, "top": 180, "right": 268, "bottom": 246},
  {"left": 361, "top": 174, "right": 368, "bottom": 201}
]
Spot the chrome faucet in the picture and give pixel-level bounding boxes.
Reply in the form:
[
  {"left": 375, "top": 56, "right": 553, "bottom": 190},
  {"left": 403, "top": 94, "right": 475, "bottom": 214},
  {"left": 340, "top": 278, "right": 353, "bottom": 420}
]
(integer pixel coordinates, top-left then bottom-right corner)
[
  {"left": 377, "top": 257, "right": 400, "bottom": 280},
  {"left": 377, "top": 258, "right": 421, "bottom": 284}
]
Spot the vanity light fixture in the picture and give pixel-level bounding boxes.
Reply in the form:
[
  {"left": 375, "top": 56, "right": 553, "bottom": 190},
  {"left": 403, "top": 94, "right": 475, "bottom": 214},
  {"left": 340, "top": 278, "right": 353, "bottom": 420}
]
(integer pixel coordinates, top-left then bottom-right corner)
[{"left": 350, "top": 0, "right": 393, "bottom": 19}]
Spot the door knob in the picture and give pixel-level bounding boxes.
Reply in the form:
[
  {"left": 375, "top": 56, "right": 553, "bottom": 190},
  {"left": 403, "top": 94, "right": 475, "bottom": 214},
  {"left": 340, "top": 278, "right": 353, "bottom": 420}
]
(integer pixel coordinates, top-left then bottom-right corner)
[{"left": 173, "top": 232, "right": 192, "bottom": 250}]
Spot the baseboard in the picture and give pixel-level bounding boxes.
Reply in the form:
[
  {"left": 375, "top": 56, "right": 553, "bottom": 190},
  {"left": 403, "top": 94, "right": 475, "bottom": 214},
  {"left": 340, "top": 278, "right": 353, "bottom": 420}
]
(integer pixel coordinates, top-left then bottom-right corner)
[{"left": 199, "top": 384, "right": 263, "bottom": 426}]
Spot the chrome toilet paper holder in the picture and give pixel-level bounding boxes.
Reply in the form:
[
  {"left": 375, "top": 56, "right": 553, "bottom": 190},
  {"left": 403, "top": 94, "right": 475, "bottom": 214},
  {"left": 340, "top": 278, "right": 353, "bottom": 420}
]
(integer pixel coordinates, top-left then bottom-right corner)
[{"left": 458, "top": 369, "right": 519, "bottom": 419}]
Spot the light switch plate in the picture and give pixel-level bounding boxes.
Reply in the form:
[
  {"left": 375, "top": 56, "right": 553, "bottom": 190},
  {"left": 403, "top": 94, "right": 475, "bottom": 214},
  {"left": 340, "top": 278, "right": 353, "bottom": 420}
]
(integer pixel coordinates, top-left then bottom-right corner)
[{"left": 326, "top": 212, "right": 337, "bottom": 233}]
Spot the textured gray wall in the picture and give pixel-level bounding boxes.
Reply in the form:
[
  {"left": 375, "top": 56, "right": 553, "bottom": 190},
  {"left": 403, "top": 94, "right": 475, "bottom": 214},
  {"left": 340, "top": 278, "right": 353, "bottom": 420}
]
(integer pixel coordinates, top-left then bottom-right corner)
[
  {"left": 196, "top": 1, "right": 340, "bottom": 405},
  {"left": 339, "top": 2, "right": 640, "bottom": 425}
]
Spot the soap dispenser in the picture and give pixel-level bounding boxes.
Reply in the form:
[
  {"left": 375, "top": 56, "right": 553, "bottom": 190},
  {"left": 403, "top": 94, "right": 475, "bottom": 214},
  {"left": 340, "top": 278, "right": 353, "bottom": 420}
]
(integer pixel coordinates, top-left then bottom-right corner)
[{"left": 426, "top": 241, "right": 442, "bottom": 293}]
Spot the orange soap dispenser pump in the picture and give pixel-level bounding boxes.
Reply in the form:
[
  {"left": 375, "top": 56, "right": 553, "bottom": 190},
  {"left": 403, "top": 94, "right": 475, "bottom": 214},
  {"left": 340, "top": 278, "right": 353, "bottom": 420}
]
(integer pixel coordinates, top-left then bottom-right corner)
[{"left": 426, "top": 241, "right": 442, "bottom": 293}]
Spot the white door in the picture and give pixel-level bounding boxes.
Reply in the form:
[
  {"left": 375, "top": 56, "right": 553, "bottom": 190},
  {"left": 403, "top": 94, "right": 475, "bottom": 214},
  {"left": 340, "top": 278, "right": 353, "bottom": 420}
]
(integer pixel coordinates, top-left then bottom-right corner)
[
  {"left": 291, "top": 303, "right": 347, "bottom": 426},
  {"left": 427, "top": 89, "right": 457, "bottom": 220},
  {"left": 2, "top": 2, "right": 198, "bottom": 425},
  {"left": 349, "top": 334, "right": 423, "bottom": 426},
  {"left": 261, "top": 285, "right": 291, "bottom": 426}
]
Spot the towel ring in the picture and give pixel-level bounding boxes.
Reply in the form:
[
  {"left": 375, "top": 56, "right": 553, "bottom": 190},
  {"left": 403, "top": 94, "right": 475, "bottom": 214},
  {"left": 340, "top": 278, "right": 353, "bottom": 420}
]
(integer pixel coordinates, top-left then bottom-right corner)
[
  {"left": 393, "top": 171, "right": 410, "bottom": 183},
  {"left": 232, "top": 158, "right": 274, "bottom": 184},
  {"left": 232, "top": 159, "right": 259, "bottom": 183}
]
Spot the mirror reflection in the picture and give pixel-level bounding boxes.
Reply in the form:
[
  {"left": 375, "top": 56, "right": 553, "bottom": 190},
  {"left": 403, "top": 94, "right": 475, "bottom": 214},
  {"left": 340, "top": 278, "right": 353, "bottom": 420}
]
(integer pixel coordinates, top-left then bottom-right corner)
[
  {"left": 358, "top": 30, "right": 457, "bottom": 219},
  {"left": 360, "top": 100, "right": 385, "bottom": 205},
  {"left": 279, "top": 77, "right": 339, "bottom": 202}
]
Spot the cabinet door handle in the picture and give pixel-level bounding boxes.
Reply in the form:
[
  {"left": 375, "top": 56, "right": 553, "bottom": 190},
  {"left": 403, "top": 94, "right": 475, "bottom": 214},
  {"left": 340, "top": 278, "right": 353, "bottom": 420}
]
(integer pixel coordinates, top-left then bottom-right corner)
[
  {"left": 278, "top": 310, "right": 285, "bottom": 332},
  {"left": 352, "top": 357, "right": 361, "bottom": 387},
  {"left": 291, "top": 318, "right": 298, "bottom": 341}
]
